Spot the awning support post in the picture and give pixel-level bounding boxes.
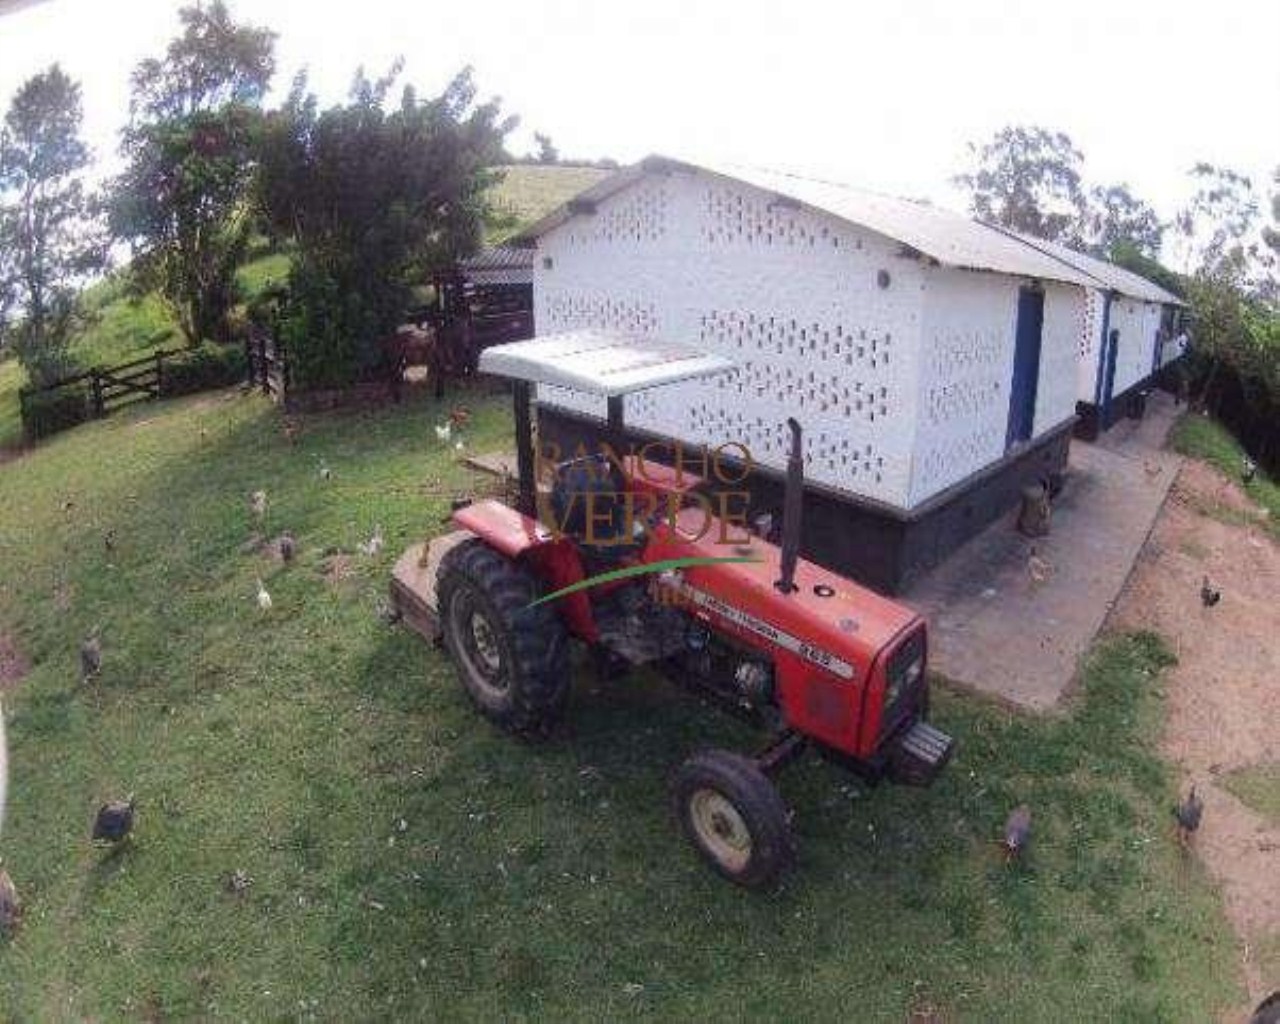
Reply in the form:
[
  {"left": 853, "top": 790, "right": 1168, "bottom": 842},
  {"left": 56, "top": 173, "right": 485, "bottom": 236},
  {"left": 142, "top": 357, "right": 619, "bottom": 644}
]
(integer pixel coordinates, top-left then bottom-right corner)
[{"left": 513, "top": 380, "right": 536, "bottom": 517}]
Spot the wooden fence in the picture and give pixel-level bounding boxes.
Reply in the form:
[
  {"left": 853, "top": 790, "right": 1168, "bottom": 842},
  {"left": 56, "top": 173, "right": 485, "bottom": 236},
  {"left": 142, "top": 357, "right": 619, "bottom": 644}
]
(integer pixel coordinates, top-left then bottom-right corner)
[{"left": 19, "top": 347, "right": 182, "bottom": 421}]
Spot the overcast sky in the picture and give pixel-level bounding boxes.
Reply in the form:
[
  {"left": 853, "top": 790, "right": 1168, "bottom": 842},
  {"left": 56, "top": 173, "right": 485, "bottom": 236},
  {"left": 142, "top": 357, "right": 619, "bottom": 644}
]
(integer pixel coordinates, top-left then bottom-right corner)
[{"left": 1, "top": 0, "right": 1277, "bottom": 259}]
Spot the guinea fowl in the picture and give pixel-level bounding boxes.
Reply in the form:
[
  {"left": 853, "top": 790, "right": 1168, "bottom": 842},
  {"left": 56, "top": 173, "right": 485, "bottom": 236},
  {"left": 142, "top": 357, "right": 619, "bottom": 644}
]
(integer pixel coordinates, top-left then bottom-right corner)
[
  {"left": 1200, "top": 576, "right": 1221, "bottom": 608},
  {"left": 1001, "top": 805, "right": 1032, "bottom": 862},
  {"left": 278, "top": 532, "right": 296, "bottom": 563},
  {"left": 1173, "top": 785, "right": 1203, "bottom": 845},
  {"left": 0, "top": 865, "right": 19, "bottom": 936},
  {"left": 80, "top": 628, "right": 102, "bottom": 682},
  {"left": 92, "top": 796, "right": 135, "bottom": 844}
]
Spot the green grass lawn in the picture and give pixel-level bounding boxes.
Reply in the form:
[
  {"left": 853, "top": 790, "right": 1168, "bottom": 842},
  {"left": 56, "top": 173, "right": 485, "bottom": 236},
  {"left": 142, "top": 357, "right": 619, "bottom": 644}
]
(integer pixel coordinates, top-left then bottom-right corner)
[
  {"left": 1220, "top": 765, "right": 1280, "bottom": 823},
  {"left": 485, "top": 164, "right": 611, "bottom": 242},
  {"left": 1170, "top": 414, "right": 1279, "bottom": 533},
  {"left": 0, "top": 251, "right": 289, "bottom": 450},
  {"left": 0, "top": 388, "right": 1240, "bottom": 1020},
  {"left": 0, "top": 358, "right": 22, "bottom": 449}
]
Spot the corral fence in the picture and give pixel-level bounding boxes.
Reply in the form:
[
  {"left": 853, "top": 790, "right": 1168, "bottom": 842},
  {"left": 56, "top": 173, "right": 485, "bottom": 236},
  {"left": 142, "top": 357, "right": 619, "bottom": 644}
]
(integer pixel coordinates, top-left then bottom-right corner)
[
  {"left": 18, "top": 342, "right": 249, "bottom": 440},
  {"left": 18, "top": 349, "right": 184, "bottom": 441},
  {"left": 19, "top": 348, "right": 178, "bottom": 420}
]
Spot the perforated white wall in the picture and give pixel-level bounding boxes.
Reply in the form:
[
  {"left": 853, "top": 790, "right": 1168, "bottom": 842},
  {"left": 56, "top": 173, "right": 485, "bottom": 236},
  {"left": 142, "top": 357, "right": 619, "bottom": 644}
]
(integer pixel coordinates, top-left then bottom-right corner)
[
  {"left": 1036, "top": 283, "right": 1085, "bottom": 436},
  {"left": 533, "top": 167, "right": 1083, "bottom": 512},
  {"left": 912, "top": 269, "right": 1014, "bottom": 505},
  {"left": 1109, "top": 298, "right": 1158, "bottom": 395},
  {"left": 1077, "top": 287, "right": 1105, "bottom": 402},
  {"left": 535, "top": 169, "right": 926, "bottom": 507}
]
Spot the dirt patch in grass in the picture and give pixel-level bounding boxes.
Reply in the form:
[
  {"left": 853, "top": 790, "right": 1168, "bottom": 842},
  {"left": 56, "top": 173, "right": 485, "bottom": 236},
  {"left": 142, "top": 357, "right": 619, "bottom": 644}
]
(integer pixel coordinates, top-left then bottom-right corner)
[
  {"left": 1110, "top": 457, "right": 1280, "bottom": 1003},
  {"left": 0, "top": 629, "right": 30, "bottom": 692}
]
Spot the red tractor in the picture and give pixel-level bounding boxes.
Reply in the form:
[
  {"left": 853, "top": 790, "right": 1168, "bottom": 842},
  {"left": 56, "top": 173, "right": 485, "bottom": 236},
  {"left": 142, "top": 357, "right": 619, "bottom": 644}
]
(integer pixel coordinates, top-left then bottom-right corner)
[{"left": 392, "top": 331, "right": 953, "bottom": 887}]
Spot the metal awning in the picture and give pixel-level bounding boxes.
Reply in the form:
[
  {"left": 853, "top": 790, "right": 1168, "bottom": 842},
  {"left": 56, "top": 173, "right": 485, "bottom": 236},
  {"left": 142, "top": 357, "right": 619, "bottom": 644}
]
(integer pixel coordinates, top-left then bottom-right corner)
[{"left": 478, "top": 330, "right": 734, "bottom": 396}]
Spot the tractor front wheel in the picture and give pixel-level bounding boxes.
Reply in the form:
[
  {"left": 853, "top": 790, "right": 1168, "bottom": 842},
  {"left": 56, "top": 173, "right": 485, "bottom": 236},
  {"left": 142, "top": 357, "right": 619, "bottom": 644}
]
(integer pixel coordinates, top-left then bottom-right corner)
[
  {"left": 437, "top": 538, "right": 569, "bottom": 733},
  {"left": 672, "top": 749, "right": 794, "bottom": 888}
]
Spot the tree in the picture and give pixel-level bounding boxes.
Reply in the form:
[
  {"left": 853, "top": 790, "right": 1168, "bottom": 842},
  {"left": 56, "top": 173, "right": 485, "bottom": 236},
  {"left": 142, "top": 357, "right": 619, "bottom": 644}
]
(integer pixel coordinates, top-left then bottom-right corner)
[
  {"left": 110, "top": 1, "right": 275, "bottom": 346},
  {"left": 256, "top": 66, "right": 514, "bottom": 388},
  {"left": 0, "top": 65, "right": 107, "bottom": 386},
  {"left": 1174, "top": 163, "right": 1260, "bottom": 282},
  {"left": 1084, "top": 183, "right": 1163, "bottom": 258},
  {"left": 1259, "top": 166, "right": 1280, "bottom": 302},
  {"left": 953, "top": 126, "right": 1087, "bottom": 245},
  {"left": 533, "top": 132, "right": 558, "bottom": 164}
]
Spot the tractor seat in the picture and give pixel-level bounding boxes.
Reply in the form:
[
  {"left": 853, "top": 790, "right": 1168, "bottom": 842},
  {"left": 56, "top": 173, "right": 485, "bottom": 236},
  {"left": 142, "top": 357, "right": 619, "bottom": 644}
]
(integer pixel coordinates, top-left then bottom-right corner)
[{"left": 549, "top": 454, "right": 641, "bottom": 563}]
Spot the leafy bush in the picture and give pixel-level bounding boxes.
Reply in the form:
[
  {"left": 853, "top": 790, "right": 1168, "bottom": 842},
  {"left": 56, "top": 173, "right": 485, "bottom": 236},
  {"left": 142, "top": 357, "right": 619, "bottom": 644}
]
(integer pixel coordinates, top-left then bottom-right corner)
[
  {"left": 159, "top": 341, "right": 247, "bottom": 396},
  {"left": 257, "top": 66, "right": 512, "bottom": 391},
  {"left": 20, "top": 382, "right": 91, "bottom": 439}
]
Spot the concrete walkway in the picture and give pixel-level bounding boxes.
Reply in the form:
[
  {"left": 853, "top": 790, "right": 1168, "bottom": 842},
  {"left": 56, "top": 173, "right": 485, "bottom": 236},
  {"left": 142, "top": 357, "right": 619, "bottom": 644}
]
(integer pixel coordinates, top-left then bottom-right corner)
[{"left": 905, "top": 392, "right": 1183, "bottom": 711}]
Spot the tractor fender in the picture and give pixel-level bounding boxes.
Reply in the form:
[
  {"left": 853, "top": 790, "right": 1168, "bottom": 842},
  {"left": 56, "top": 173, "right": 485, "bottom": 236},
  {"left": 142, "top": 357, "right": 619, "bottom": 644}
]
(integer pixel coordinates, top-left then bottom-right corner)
[
  {"left": 451, "top": 500, "right": 556, "bottom": 557},
  {"left": 450, "top": 500, "right": 599, "bottom": 642}
]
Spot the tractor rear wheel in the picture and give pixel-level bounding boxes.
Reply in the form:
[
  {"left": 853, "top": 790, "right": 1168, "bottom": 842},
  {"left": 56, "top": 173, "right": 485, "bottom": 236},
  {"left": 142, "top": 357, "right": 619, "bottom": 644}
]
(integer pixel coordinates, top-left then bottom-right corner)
[
  {"left": 672, "top": 749, "right": 794, "bottom": 888},
  {"left": 437, "top": 538, "right": 569, "bottom": 733}
]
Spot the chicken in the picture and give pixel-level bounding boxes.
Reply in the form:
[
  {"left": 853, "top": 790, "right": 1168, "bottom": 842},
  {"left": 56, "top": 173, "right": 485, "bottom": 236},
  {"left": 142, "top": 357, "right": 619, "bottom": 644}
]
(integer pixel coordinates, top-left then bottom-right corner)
[
  {"left": 434, "top": 422, "right": 452, "bottom": 444},
  {"left": 278, "top": 532, "right": 296, "bottom": 563},
  {"left": 80, "top": 628, "right": 102, "bottom": 682},
  {"left": 256, "top": 579, "right": 273, "bottom": 612},
  {"left": 1027, "top": 547, "right": 1054, "bottom": 586},
  {"left": 1173, "top": 785, "right": 1203, "bottom": 845},
  {"left": 317, "top": 461, "right": 332, "bottom": 481},
  {"left": 249, "top": 490, "right": 268, "bottom": 522},
  {"left": 448, "top": 407, "right": 470, "bottom": 429},
  {"left": 358, "top": 526, "right": 384, "bottom": 557},
  {"left": 103, "top": 529, "right": 115, "bottom": 552},
  {"left": 92, "top": 796, "right": 136, "bottom": 844},
  {"left": 283, "top": 420, "right": 300, "bottom": 445},
  {"left": 0, "top": 866, "right": 20, "bottom": 936},
  {"left": 1242, "top": 456, "right": 1258, "bottom": 484},
  {"left": 1001, "top": 804, "right": 1032, "bottom": 861},
  {"left": 1200, "top": 576, "right": 1221, "bottom": 608},
  {"left": 375, "top": 597, "right": 402, "bottom": 625}
]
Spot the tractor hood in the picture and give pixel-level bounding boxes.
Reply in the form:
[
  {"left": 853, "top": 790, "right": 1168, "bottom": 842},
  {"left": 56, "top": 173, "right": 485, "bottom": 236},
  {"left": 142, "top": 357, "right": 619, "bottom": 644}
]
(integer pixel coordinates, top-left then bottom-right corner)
[{"left": 646, "top": 507, "right": 920, "bottom": 679}]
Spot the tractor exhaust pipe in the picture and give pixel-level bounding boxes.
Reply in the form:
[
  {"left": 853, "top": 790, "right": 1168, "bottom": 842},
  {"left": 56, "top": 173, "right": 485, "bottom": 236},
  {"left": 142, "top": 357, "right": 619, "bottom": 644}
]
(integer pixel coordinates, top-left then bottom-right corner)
[{"left": 775, "top": 418, "right": 803, "bottom": 594}]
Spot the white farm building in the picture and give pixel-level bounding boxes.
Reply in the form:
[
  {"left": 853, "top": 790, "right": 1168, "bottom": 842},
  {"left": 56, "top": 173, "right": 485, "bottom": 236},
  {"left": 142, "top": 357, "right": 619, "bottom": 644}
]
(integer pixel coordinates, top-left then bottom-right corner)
[
  {"left": 998, "top": 231, "right": 1185, "bottom": 438},
  {"left": 511, "top": 156, "right": 1167, "bottom": 592}
]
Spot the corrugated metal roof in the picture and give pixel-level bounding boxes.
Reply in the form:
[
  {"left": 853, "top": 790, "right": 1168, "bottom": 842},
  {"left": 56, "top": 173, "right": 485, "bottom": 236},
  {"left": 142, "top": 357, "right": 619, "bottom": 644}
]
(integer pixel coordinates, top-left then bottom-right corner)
[
  {"left": 479, "top": 329, "right": 735, "bottom": 396},
  {"left": 992, "top": 229, "right": 1184, "bottom": 305},
  {"left": 515, "top": 155, "right": 1099, "bottom": 289},
  {"left": 457, "top": 245, "right": 533, "bottom": 273}
]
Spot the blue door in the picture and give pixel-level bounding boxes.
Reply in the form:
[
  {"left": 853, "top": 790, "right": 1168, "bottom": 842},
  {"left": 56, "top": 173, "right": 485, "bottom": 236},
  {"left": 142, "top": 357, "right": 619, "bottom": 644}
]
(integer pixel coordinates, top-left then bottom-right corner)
[
  {"left": 1006, "top": 287, "right": 1044, "bottom": 449},
  {"left": 1101, "top": 328, "right": 1119, "bottom": 424}
]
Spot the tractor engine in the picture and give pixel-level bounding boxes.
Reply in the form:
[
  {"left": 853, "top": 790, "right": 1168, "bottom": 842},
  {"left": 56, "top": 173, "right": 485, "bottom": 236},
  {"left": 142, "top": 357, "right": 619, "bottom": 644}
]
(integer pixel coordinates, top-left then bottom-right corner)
[{"left": 667, "top": 625, "right": 780, "bottom": 724}]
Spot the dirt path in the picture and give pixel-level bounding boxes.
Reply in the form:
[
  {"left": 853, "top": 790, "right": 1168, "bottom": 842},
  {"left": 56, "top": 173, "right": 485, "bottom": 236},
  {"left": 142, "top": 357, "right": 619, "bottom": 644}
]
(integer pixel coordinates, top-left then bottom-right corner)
[{"left": 1110, "top": 459, "right": 1279, "bottom": 1008}]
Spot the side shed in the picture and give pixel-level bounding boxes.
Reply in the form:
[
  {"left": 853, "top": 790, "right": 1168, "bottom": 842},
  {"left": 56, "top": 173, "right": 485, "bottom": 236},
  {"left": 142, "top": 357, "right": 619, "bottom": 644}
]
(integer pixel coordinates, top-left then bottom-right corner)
[
  {"left": 514, "top": 156, "right": 1099, "bottom": 593},
  {"left": 997, "top": 232, "right": 1185, "bottom": 439}
]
